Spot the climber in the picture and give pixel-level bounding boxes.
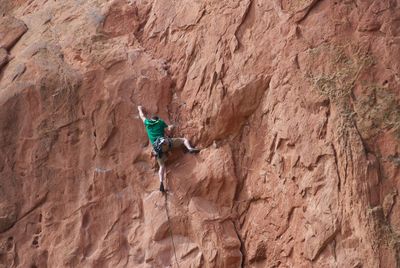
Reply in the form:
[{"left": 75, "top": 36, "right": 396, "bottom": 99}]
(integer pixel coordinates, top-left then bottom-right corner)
[{"left": 137, "top": 106, "right": 200, "bottom": 193}]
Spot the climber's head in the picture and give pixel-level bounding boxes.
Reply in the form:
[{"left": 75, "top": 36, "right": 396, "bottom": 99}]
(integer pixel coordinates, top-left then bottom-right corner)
[{"left": 151, "top": 115, "right": 159, "bottom": 121}]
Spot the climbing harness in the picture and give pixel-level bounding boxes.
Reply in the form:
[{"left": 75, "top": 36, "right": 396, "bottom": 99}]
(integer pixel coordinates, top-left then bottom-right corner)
[
  {"left": 164, "top": 187, "right": 180, "bottom": 268},
  {"left": 153, "top": 137, "right": 172, "bottom": 158}
]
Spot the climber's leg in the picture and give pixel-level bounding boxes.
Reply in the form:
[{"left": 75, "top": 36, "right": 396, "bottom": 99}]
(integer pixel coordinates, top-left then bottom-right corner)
[
  {"left": 157, "top": 156, "right": 166, "bottom": 192},
  {"left": 171, "top": 138, "right": 200, "bottom": 153}
]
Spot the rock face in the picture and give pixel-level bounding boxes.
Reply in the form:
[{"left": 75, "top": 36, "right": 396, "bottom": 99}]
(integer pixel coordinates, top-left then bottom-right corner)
[
  {"left": 0, "top": 16, "right": 27, "bottom": 72},
  {"left": 0, "top": 0, "right": 399, "bottom": 267}
]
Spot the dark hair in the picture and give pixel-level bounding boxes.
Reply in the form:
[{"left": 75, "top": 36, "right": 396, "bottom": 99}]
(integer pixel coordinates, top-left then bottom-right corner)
[{"left": 151, "top": 115, "right": 159, "bottom": 120}]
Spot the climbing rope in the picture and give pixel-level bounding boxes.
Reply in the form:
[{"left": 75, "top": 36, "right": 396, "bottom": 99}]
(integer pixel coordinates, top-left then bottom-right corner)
[{"left": 164, "top": 191, "right": 180, "bottom": 268}]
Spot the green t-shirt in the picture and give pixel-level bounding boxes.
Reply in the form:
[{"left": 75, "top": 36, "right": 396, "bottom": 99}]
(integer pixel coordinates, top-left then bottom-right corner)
[{"left": 144, "top": 119, "right": 168, "bottom": 144}]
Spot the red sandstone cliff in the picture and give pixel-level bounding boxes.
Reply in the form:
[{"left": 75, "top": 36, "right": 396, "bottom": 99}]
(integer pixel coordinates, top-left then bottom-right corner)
[{"left": 0, "top": 0, "right": 399, "bottom": 267}]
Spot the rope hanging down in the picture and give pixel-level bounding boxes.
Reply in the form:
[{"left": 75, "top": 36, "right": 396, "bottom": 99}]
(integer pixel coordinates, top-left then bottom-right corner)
[{"left": 164, "top": 192, "right": 180, "bottom": 268}]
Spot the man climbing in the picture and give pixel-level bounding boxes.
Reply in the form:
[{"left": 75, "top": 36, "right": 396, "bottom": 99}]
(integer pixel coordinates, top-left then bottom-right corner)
[{"left": 138, "top": 106, "right": 200, "bottom": 192}]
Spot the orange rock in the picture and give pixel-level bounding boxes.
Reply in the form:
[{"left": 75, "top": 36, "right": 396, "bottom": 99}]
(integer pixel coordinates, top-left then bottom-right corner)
[
  {"left": 0, "top": 16, "right": 27, "bottom": 50},
  {"left": 0, "top": 48, "right": 8, "bottom": 69},
  {"left": 0, "top": 0, "right": 399, "bottom": 267}
]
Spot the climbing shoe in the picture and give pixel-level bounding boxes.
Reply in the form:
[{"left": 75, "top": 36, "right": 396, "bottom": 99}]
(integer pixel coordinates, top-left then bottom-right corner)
[
  {"left": 159, "top": 182, "right": 165, "bottom": 193},
  {"left": 189, "top": 148, "right": 200, "bottom": 154}
]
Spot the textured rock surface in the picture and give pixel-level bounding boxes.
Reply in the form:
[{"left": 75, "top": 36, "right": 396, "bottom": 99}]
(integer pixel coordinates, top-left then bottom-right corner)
[
  {"left": 0, "top": 48, "right": 7, "bottom": 69},
  {"left": 0, "top": 0, "right": 399, "bottom": 267},
  {"left": 0, "top": 16, "right": 27, "bottom": 50}
]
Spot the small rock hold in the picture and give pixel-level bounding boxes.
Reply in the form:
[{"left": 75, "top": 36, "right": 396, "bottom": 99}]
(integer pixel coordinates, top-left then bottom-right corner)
[
  {"left": 0, "top": 48, "right": 8, "bottom": 69},
  {"left": 383, "top": 190, "right": 397, "bottom": 219},
  {"left": 0, "top": 16, "right": 28, "bottom": 50},
  {"left": 11, "top": 63, "right": 26, "bottom": 81},
  {"left": 0, "top": 202, "right": 17, "bottom": 233},
  {"left": 357, "top": 16, "right": 381, "bottom": 32}
]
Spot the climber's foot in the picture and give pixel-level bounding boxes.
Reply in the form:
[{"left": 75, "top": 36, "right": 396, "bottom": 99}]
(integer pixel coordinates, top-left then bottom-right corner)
[
  {"left": 160, "top": 182, "right": 165, "bottom": 193},
  {"left": 189, "top": 148, "right": 200, "bottom": 154}
]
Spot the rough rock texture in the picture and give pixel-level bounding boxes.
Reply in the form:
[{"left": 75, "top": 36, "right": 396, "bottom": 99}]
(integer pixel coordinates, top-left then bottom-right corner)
[
  {"left": 0, "top": 16, "right": 28, "bottom": 50},
  {"left": 0, "top": 16, "right": 27, "bottom": 72},
  {"left": 0, "top": 48, "right": 7, "bottom": 69},
  {"left": 0, "top": 0, "right": 399, "bottom": 267}
]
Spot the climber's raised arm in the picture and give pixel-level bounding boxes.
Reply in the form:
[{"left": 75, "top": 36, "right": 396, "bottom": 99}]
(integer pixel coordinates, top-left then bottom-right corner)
[{"left": 137, "top": 106, "right": 146, "bottom": 122}]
